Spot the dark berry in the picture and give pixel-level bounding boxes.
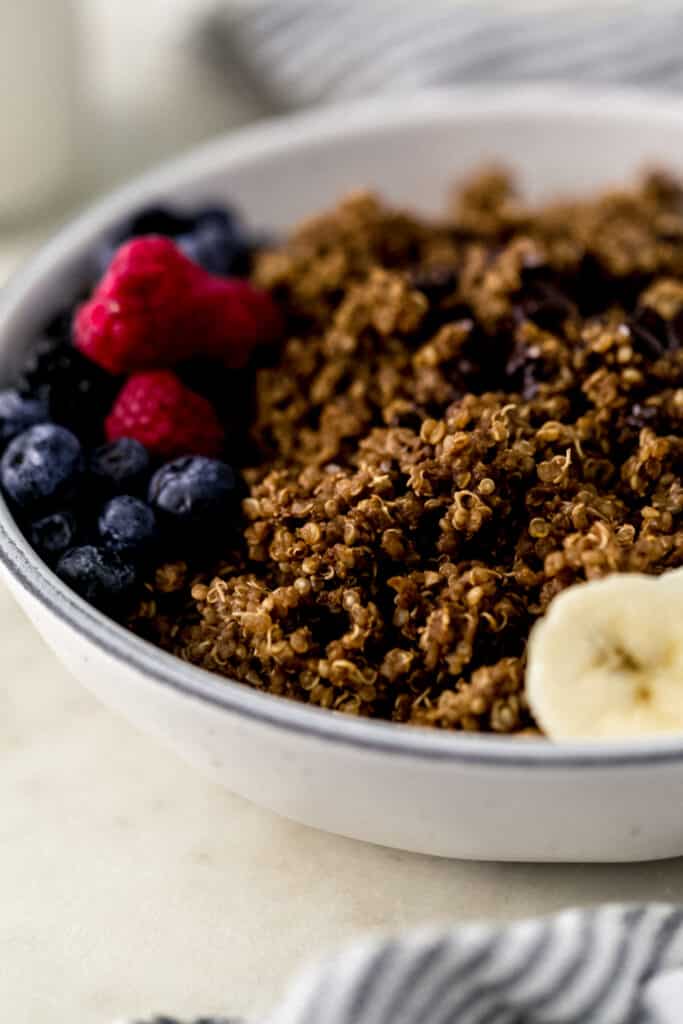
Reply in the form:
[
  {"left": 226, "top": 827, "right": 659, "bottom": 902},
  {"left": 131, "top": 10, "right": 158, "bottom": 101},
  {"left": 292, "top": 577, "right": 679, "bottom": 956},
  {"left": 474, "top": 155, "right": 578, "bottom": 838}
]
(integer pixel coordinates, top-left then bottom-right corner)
[
  {"left": 0, "top": 389, "right": 49, "bottom": 448},
  {"left": 95, "top": 202, "right": 259, "bottom": 279},
  {"left": 98, "top": 495, "right": 157, "bottom": 556},
  {"left": 629, "top": 305, "right": 683, "bottom": 358},
  {"left": 1, "top": 424, "right": 82, "bottom": 509},
  {"left": 407, "top": 264, "right": 458, "bottom": 301},
  {"left": 15, "top": 335, "right": 121, "bottom": 441},
  {"left": 517, "top": 281, "right": 576, "bottom": 333},
  {"left": 128, "top": 205, "right": 192, "bottom": 237},
  {"left": 668, "top": 308, "right": 683, "bottom": 350},
  {"left": 90, "top": 438, "right": 150, "bottom": 496},
  {"left": 95, "top": 205, "right": 193, "bottom": 275},
  {"left": 148, "top": 456, "right": 238, "bottom": 532},
  {"left": 29, "top": 511, "right": 78, "bottom": 562},
  {"left": 44, "top": 306, "right": 76, "bottom": 343},
  {"left": 175, "top": 361, "right": 256, "bottom": 447},
  {"left": 629, "top": 307, "right": 668, "bottom": 359},
  {"left": 56, "top": 545, "right": 136, "bottom": 609},
  {"left": 177, "top": 207, "right": 253, "bottom": 277}
]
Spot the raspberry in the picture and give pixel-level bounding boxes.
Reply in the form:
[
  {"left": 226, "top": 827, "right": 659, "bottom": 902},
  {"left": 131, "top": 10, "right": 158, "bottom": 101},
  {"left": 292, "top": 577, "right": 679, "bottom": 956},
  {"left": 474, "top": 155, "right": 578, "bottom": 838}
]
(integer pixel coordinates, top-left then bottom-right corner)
[
  {"left": 74, "top": 237, "right": 282, "bottom": 374},
  {"left": 105, "top": 371, "right": 225, "bottom": 458}
]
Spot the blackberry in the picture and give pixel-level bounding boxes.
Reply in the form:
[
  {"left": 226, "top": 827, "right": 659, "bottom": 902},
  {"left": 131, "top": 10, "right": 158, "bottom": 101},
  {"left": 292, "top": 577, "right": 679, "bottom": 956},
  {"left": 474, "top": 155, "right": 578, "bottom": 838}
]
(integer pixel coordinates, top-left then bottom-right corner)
[{"left": 15, "top": 335, "right": 121, "bottom": 442}]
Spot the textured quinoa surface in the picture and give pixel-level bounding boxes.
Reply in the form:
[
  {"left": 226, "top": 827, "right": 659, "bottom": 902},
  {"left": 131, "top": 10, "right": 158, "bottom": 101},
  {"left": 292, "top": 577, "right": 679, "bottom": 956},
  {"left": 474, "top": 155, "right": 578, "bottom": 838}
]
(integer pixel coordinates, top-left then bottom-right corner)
[{"left": 131, "top": 169, "right": 683, "bottom": 734}]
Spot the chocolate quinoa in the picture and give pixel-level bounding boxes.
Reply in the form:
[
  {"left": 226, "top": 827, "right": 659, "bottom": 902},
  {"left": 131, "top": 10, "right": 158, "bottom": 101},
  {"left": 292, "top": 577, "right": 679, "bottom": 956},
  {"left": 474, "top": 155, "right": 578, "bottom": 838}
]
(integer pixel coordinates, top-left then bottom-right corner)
[{"left": 130, "top": 168, "right": 683, "bottom": 734}]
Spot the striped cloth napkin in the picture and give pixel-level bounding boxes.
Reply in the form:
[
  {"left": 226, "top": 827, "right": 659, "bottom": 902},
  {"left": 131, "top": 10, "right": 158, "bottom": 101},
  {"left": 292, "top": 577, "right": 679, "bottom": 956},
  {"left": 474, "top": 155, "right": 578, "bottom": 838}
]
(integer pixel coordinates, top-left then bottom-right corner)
[
  {"left": 200, "top": 0, "right": 683, "bottom": 113},
  {"left": 126, "top": 904, "right": 683, "bottom": 1023}
]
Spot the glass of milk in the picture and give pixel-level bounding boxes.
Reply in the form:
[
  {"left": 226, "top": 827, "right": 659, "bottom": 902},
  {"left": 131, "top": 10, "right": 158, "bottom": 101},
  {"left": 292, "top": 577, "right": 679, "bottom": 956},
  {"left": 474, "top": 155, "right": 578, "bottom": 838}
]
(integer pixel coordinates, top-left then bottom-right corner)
[{"left": 0, "top": 0, "right": 77, "bottom": 223}]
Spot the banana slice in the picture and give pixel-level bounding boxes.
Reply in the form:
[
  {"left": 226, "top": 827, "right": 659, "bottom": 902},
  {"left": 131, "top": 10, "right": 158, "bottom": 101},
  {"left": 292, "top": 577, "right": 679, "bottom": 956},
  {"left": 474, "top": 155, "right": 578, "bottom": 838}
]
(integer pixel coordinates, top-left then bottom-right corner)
[{"left": 527, "top": 570, "right": 683, "bottom": 740}]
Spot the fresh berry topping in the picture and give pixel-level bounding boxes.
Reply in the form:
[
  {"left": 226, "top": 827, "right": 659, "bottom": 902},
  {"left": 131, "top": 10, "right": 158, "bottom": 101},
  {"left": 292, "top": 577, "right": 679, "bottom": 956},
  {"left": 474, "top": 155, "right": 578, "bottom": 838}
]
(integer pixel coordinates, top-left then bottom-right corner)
[
  {"left": 16, "top": 335, "right": 121, "bottom": 440},
  {"left": 89, "top": 437, "right": 150, "bottom": 496},
  {"left": 105, "top": 370, "right": 225, "bottom": 458},
  {"left": 95, "top": 205, "right": 194, "bottom": 274},
  {"left": 74, "top": 237, "right": 281, "bottom": 374},
  {"left": 148, "top": 455, "right": 238, "bottom": 531},
  {"left": 56, "top": 545, "right": 136, "bottom": 609},
  {"left": 177, "top": 207, "right": 253, "bottom": 276},
  {"left": 29, "top": 511, "right": 78, "bottom": 562},
  {"left": 98, "top": 495, "right": 157, "bottom": 556},
  {"left": 0, "top": 389, "right": 49, "bottom": 448},
  {"left": 96, "top": 203, "right": 261, "bottom": 279},
  {"left": 1, "top": 424, "right": 82, "bottom": 509}
]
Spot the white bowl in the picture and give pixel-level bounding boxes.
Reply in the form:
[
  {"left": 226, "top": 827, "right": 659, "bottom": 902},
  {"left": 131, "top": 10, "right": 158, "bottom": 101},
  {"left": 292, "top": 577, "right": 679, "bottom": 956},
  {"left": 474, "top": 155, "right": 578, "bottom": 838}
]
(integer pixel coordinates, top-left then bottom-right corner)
[{"left": 3, "top": 86, "right": 683, "bottom": 863}]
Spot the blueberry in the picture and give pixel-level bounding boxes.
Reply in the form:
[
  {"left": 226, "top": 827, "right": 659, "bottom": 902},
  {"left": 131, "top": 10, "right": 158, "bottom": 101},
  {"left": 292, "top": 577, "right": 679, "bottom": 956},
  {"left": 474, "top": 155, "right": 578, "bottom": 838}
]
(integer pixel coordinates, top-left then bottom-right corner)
[
  {"left": 148, "top": 456, "right": 238, "bottom": 531},
  {"left": 90, "top": 438, "right": 150, "bottom": 496},
  {"left": 177, "top": 207, "right": 253, "bottom": 277},
  {"left": 0, "top": 389, "right": 49, "bottom": 448},
  {"left": 1, "top": 424, "right": 82, "bottom": 509},
  {"left": 96, "top": 202, "right": 259, "bottom": 279},
  {"left": 29, "top": 511, "right": 77, "bottom": 562},
  {"left": 98, "top": 495, "right": 157, "bottom": 557},
  {"left": 16, "top": 335, "right": 120, "bottom": 441},
  {"left": 95, "top": 205, "right": 194, "bottom": 275},
  {"left": 56, "top": 545, "right": 136, "bottom": 609}
]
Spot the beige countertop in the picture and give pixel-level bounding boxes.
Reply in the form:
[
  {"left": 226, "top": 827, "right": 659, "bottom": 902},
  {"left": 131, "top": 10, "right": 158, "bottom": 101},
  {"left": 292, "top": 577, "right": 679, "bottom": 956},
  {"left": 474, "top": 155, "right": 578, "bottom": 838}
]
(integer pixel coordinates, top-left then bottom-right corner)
[
  {"left": 5, "top": 573, "right": 683, "bottom": 1024},
  {"left": 2, "top": 4, "right": 683, "bottom": 1022}
]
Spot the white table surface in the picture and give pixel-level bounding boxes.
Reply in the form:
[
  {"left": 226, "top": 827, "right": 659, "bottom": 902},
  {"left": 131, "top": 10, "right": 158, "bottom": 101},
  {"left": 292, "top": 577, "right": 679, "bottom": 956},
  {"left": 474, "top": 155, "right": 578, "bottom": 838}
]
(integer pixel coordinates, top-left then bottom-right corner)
[{"left": 2, "top": 4, "right": 683, "bottom": 1023}]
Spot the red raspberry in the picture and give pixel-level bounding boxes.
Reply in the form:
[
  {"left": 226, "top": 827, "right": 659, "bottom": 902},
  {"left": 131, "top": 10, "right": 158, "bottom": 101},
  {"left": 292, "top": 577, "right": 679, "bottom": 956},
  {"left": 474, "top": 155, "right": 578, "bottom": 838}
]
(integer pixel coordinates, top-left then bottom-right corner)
[
  {"left": 75, "top": 237, "right": 282, "bottom": 374},
  {"left": 105, "top": 371, "right": 225, "bottom": 458}
]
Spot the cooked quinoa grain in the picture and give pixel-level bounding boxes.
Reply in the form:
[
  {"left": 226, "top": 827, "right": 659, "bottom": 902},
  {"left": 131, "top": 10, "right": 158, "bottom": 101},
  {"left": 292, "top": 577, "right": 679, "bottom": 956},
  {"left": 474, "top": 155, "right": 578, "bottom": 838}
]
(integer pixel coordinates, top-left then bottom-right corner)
[{"left": 130, "top": 168, "right": 683, "bottom": 734}]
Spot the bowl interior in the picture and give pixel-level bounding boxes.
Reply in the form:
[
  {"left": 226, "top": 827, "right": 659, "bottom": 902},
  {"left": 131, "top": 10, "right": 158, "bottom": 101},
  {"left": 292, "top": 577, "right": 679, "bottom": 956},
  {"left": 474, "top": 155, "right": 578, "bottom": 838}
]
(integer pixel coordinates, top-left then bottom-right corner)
[{"left": 3, "top": 85, "right": 683, "bottom": 761}]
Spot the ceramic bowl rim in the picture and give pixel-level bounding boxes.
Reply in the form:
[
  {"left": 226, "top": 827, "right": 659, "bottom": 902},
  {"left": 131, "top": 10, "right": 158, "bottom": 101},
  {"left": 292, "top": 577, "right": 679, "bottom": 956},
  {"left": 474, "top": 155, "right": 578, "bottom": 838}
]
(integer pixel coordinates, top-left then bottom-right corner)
[{"left": 3, "top": 83, "right": 683, "bottom": 769}]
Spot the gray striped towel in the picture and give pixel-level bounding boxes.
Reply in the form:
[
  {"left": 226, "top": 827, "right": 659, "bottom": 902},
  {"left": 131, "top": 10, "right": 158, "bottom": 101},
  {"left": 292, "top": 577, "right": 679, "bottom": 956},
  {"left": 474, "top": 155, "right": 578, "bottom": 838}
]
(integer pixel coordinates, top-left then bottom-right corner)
[
  {"left": 127, "top": 904, "right": 683, "bottom": 1023},
  {"left": 201, "top": 0, "right": 683, "bottom": 113}
]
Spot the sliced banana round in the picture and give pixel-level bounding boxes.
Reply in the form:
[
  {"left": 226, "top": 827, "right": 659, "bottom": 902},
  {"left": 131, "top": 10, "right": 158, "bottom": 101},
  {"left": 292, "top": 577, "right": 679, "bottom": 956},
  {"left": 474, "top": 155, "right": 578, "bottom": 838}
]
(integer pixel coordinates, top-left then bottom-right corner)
[{"left": 527, "top": 571, "right": 683, "bottom": 740}]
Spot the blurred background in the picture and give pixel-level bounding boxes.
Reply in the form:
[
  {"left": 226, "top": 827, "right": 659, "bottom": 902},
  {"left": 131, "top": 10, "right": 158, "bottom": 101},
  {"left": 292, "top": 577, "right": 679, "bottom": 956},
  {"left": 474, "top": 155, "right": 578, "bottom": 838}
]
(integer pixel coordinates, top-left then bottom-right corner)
[
  {"left": 0, "top": 0, "right": 269, "bottom": 279},
  {"left": 4, "top": 0, "right": 683, "bottom": 285}
]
